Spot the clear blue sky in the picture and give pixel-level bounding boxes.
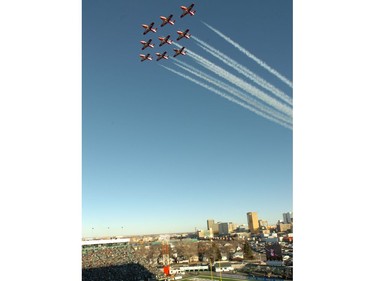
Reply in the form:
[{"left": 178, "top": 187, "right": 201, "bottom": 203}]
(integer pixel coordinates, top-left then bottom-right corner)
[{"left": 82, "top": 0, "right": 293, "bottom": 237}]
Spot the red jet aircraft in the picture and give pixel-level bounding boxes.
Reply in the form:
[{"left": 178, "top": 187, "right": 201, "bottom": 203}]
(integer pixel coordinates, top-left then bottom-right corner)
[
  {"left": 160, "top": 14, "right": 176, "bottom": 27},
  {"left": 139, "top": 53, "right": 152, "bottom": 62},
  {"left": 156, "top": 51, "right": 169, "bottom": 61},
  {"left": 180, "top": 3, "right": 196, "bottom": 18},
  {"left": 158, "top": 35, "right": 173, "bottom": 46},
  {"left": 176, "top": 29, "right": 191, "bottom": 41},
  {"left": 142, "top": 22, "right": 157, "bottom": 35},
  {"left": 140, "top": 39, "right": 155, "bottom": 50},
  {"left": 173, "top": 47, "right": 187, "bottom": 57}
]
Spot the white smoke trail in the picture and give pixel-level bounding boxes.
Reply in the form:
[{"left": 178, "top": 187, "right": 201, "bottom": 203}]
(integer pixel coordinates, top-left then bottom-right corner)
[
  {"left": 173, "top": 59, "right": 292, "bottom": 125},
  {"left": 202, "top": 22, "right": 293, "bottom": 88},
  {"left": 192, "top": 36, "right": 293, "bottom": 106},
  {"left": 173, "top": 42, "right": 293, "bottom": 118},
  {"left": 161, "top": 65, "right": 292, "bottom": 130},
  {"left": 190, "top": 50, "right": 293, "bottom": 118}
]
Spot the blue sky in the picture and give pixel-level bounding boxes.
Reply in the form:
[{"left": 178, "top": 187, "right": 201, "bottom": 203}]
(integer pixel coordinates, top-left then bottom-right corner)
[{"left": 82, "top": 0, "right": 293, "bottom": 237}]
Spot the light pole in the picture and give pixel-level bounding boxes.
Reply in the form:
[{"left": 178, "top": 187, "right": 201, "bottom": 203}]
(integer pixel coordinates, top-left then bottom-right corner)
[
  {"left": 210, "top": 259, "right": 213, "bottom": 280},
  {"left": 218, "top": 259, "right": 222, "bottom": 281}
]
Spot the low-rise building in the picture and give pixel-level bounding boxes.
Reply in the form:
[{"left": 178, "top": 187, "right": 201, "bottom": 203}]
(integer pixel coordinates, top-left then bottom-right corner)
[
  {"left": 231, "top": 251, "right": 244, "bottom": 261},
  {"left": 197, "top": 229, "right": 213, "bottom": 239},
  {"left": 277, "top": 223, "right": 292, "bottom": 232},
  {"left": 189, "top": 255, "right": 199, "bottom": 263},
  {"left": 171, "top": 265, "right": 209, "bottom": 274},
  {"left": 213, "top": 262, "right": 234, "bottom": 272}
]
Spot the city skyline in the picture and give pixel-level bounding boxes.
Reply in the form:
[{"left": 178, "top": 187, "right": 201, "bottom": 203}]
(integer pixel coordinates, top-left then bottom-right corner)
[
  {"left": 83, "top": 0, "right": 292, "bottom": 237},
  {"left": 85, "top": 210, "right": 292, "bottom": 238}
]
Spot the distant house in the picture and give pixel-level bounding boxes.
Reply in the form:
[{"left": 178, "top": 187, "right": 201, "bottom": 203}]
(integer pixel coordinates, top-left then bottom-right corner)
[
  {"left": 231, "top": 251, "right": 244, "bottom": 261},
  {"left": 200, "top": 256, "right": 209, "bottom": 263},
  {"left": 175, "top": 256, "right": 189, "bottom": 263},
  {"left": 189, "top": 255, "right": 199, "bottom": 263},
  {"left": 213, "top": 262, "right": 234, "bottom": 272}
]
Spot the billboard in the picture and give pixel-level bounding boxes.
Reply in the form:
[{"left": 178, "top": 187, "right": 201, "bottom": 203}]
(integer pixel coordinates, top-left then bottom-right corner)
[{"left": 265, "top": 243, "right": 283, "bottom": 261}]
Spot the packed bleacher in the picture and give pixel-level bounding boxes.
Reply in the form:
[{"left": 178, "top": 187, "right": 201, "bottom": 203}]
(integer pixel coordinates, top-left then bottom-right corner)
[{"left": 82, "top": 241, "right": 163, "bottom": 281}]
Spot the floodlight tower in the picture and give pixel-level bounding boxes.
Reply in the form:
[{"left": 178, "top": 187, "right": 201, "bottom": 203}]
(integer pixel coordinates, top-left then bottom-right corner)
[{"left": 161, "top": 238, "right": 170, "bottom": 276}]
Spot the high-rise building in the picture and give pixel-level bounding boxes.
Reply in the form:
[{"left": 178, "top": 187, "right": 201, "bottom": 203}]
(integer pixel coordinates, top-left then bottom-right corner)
[
  {"left": 207, "top": 219, "right": 215, "bottom": 231},
  {"left": 218, "top": 222, "right": 236, "bottom": 235},
  {"left": 219, "top": 222, "right": 230, "bottom": 235},
  {"left": 283, "top": 212, "right": 293, "bottom": 224},
  {"left": 247, "top": 212, "right": 259, "bottom": 234},
  {"left": 228, "top": 222, "right": 236, "bottom": 233},
  {"left": 212, "top": 223, "right": 219, "bottom": 235},
  {"left": 207, "top": 219, "right": 219, "bottom": 235}
]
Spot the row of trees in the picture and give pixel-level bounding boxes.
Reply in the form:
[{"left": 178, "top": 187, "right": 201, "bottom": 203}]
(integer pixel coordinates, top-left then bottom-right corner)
[{"left": 133, "top": 240, "right": 254, "bottom": 264}]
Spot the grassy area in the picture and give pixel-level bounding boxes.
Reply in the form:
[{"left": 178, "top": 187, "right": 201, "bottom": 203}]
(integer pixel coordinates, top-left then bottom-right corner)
[
  {"left": 178, "top": 273, "right": 282, "bottom": 281},
  {"left": 179, "top": 274, "right": 246, "bottom": 281}
]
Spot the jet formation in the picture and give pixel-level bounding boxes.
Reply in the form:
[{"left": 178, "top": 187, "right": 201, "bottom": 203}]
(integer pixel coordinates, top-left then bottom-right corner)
[{"left": 140, "top": 3, "right": 195, "bottom": 62}]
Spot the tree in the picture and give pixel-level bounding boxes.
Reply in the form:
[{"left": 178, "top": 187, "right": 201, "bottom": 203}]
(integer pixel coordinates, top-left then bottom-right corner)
[
  {"left": 210, "top": 242, "right": 222, "bottom": 261},
  {"left": 243, "top": 242, "right": 254, "bottom": 259}
]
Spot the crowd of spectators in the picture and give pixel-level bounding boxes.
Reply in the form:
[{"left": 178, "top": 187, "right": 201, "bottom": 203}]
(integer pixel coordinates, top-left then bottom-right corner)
[
  {"left": 82, "top": 243, "right": 163, "bottom": 281},
  {"left": 82, "top": 263, "right": 158, "bottom": 281}
]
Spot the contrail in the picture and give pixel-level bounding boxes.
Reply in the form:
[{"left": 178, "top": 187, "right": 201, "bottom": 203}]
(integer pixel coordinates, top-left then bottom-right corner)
[
  {"left": 192, "top": 36, "right": 293, "bottom": 106},
  {"left": 189, "top": 49, "right": 293, "bottom": 117},
  {"left": 173, "top": 60, "right": 292, "bottom": 125},
  {"left": 173, "top": 59, "right": 292, "bottom": 125},
  {"left": 202, "top": 22, "right": 293, "bottom": 88},
  {"left": 161, "top": 65, "right": 292, "bottom": 130},
  {"left": 173, "top": 42, "right": 293, "bottom": 118}
]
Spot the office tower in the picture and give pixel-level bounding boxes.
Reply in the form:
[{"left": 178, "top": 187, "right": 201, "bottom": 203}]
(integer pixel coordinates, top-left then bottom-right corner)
[
  {"left": 228, "top": 222, "right": 236, "bottom": 233},
  {"left": 216, "top": 222, "right": 235, "bottom": 235},
  {"left": 247, "top": 212, "right": 259, "bottom": 234},
  {"left": 207, "top": 219, "right": 215, "bottom": 231},
  {"left": 283, "top": 212, "right": 293, "bottom": 224},
  {"left": 219, "top": 222, "right": 230, "bottom": 235},
  {"left": 212, "top": 223, "right": 219, "bottom": 235}
]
